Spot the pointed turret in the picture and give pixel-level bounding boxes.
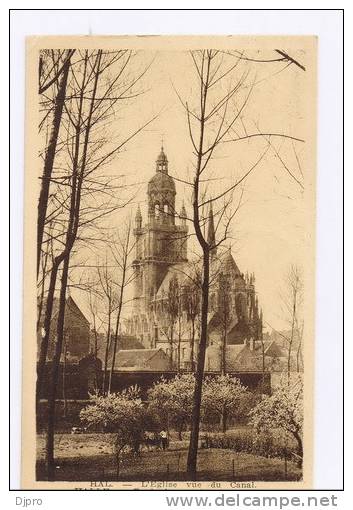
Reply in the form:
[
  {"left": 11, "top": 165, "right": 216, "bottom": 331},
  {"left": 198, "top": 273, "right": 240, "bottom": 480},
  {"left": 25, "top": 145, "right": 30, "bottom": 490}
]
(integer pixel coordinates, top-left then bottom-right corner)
[
  {"left": 259, "top": 308, "right": 263, "bottom": 340},
  {"left": 207, "top": 203, "right": 217, "bottom": 259},
  {"left": 254, "top": 295, "right": 259, "bottom": 319},
  {"left": 180, "top": 201, "right": 187, "bottom": 226},
  {"left": 135, "top": 204, "right": 142, "bottom": 228}
]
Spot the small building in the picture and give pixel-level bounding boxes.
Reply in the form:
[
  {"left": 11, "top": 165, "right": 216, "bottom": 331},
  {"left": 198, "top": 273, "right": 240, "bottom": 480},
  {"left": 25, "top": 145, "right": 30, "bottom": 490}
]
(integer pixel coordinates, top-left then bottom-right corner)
[
  {"left": 92, "top": 332, "right": 145, "bottom": 364},
  {"left": 204, "top": 339, "right": 291, "bottom": 373},
  {"left": 37, "top": 296, "right": 90, "bottom": 362},
  {"left": 112, "top": 348, "right": 170, "bottom": 371}
]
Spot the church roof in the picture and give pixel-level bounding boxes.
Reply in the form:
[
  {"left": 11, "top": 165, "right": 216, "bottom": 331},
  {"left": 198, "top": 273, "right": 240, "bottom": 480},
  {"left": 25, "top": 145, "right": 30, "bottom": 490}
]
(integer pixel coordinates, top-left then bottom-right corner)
[
  {"left": 148, "top": 171, "right": 176, "bottom": 193},
  {"left": 38, "top": 295, "right": 89, "bottom": 327},
  {"left": 205, "top": 344, "right": 246, "bottom": 372},
  {"left": 154, "top": 247, "right": 245, "bottom": 302},
  {"left": 154, "top": 262, "right": 190, "bottom": 299},
  {"left": 156, "top": 146, "right": 168, "bottom": 164},
  {"left": 205, "top": 341, "right": 287, "bottom": 372},
  {"left": 220, "top": 248, "right": 241, "bottom": 276},
  {"left": 148, "top": 145, "right": 175, "bottom": 193},
  {"left": 111, "top": 348, "right": 169, "bottom": 371},
  {"left": 227, "top": 319, "right": 251, "bottom": 344}
]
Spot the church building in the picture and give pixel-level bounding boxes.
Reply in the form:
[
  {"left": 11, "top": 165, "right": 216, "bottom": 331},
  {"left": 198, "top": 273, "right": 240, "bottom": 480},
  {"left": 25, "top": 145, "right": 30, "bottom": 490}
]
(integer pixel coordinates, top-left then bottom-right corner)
[{"left": 126, "top": 147, "right": 263, "bottom": 369}]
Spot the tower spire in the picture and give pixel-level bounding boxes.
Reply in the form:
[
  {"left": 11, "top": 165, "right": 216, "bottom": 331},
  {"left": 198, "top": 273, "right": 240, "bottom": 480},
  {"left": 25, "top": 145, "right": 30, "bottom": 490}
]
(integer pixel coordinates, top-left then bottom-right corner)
[
  {"left": 207, "top": 202, "right": 216, "bottom": 246},
  {"left": 180, "top": 201, "right": 187, "bottom": 226},
  {"left": 156, "top": 145, "right": 168, "bottom": 174},
  {"left": 207, "top": 202, "right": 217, "bottom": 259},
  {"left": 259, "top": 308, "right": 263, "bottom": 340},
  {"left": 135, "top": 204, "right": 142, "bottom": 228}
]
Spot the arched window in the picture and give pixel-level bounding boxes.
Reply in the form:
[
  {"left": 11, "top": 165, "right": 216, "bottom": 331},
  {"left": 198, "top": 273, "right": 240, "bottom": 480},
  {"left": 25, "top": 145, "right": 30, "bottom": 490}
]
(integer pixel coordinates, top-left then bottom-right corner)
[
  {"left": 155, "top": 203, "right": 160, "bottom": 217},
  {"left": 164, "top": 204, "right": 168, "bottom": 214}
]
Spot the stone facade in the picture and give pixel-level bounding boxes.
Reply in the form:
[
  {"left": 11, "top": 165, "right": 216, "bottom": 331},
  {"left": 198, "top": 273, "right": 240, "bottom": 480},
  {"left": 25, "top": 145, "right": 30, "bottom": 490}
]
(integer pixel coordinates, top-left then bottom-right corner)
[{"left": 126, "top": 147, "right": 264, "bottom": 369}]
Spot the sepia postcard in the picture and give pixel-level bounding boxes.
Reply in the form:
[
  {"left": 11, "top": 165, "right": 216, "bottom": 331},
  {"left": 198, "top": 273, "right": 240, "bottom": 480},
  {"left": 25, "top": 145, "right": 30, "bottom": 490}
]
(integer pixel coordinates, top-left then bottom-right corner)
[{"left": 21, "top": 35, "right": 317, "bottom": 490}]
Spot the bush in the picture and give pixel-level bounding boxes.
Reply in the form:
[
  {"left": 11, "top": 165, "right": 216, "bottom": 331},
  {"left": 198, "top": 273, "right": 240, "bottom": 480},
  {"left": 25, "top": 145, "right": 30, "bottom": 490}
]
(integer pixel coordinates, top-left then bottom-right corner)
[
  {"left": 200, "top": 430, "right": 295, "bottom": 461},
  {"left": 249, "top": 377, "right": 303, "bottom": 467},
  {"left": 201, "top": 375, "right": 248, "bottom": 432}
]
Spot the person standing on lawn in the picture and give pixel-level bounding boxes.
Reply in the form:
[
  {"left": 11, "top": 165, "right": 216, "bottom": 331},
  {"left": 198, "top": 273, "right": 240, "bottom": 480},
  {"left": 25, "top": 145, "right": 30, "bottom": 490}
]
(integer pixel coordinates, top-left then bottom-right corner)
[{"left": 160, "top": 430, "right": 168, "bottom": 450}]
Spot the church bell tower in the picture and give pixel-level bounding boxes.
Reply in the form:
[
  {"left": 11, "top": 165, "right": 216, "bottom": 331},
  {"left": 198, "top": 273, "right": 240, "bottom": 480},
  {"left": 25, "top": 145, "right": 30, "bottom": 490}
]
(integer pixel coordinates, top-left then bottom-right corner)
[{"left": 132, "top": 146, "right": 188, "bottom": 312}]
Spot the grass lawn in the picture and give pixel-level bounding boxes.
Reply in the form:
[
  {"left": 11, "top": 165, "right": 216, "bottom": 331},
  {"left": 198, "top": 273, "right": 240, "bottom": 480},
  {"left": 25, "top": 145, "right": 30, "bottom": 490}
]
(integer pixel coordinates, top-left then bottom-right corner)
[{"left": 36, "top": 433, "right": 301, "bottom": 482}]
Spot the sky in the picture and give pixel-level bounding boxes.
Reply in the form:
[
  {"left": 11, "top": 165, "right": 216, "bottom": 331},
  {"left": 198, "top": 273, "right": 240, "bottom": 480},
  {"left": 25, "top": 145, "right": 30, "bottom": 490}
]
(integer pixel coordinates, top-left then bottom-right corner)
[{"left": 66, "top": 47, "right": 312, "bottom": 332}]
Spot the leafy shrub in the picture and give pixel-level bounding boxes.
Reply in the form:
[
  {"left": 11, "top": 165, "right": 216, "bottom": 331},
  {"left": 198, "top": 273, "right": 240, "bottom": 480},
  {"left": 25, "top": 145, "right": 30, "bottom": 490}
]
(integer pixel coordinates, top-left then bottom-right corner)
[
  {"left": 200, "top": 430, "right": 294, "bottom": 461},
  {"left": 249, "top": 377, "right": 303, "bottom": 466}
]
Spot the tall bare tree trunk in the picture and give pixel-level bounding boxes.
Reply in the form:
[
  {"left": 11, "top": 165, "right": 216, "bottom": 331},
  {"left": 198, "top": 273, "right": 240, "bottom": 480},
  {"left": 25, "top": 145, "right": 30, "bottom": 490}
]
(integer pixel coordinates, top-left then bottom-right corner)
[
  {"left": 190, "top": 320, "right": 195, "bottom": 372},
  {"left": 90, "top": 306, "right": 100, "bottom": 390},
  {"left": 36, "top": 50, "right": 86, "bottom": 408},
  {"left": 287, "top": 291, "right": 297, "bottom": 384},
  {"left": 296, "top": 339, "right": 303, "bottom": 372},
  {"left": 38, "top": 47, "right": 156, "bottom": 480},
  {"left": 108, "top": 300, "right": 122, "bottom": 394},
  {"left": 46, "top": 253, "right": 70, "bottom": 479},
  {"left": 102, "top": 303, "right": 112, "bottom": 395},
  {"left": 36, "top": 254, "right": 64, "bottom": 407},
  {"left": 180, "top": 49, "right": 304, "bottom": 480},
  {"left": 221, "top": 329, "right": 227, "bottom": 376},
  {"left": 62, "top": 336, "right": 67, "bottom": 418},
  {"left": 37, "top": 51, "right": 73, "bottom": 277},
  {"left": 45, "top": 51, "right": 99, "bottom": 478},
  {"left": 37, "top": 231, "right": 51, "bottom": 331},
  {"left": 177, "top": 314, "right": 182, "bottom": 373},
  {"left": 187, "top": 248, "right": 210, "bottom": 479},
  {"left": 169, "top": 326, "right": 174, "bottom": 369},
  {"left": 108, "top": 225, "right": 131, "bottom": 393}
]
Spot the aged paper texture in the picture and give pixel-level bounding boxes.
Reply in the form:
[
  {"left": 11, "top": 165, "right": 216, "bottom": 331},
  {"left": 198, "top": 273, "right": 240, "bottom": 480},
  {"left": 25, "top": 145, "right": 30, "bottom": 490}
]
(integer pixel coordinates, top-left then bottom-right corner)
[{"left": 22, "top": 35, "right": 316, "bottom": 490}]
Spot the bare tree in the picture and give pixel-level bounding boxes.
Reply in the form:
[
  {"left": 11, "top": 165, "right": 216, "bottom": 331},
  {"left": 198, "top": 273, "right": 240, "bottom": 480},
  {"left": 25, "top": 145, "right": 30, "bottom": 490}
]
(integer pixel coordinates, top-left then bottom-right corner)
[
  {"left": 266, "top": 265, "right": 304, "bottom": 381},
  {"left": 37, "top": 49, "right": 75, "bottom": 277},
  {"left": 86, "top": 281, "right": 102, "bottom": 358},
  {"left": 160, "top": 276, "right": 180, "bottom": 368},
  {"left": 108, "top": 219, "right": 135, "bottom": 393},
  {"left": 217, "top": 272, "right": 231, "bottom": 376},
  {"left": 86, "top": 282, "right": 103, "bottom": 390},
  {"left": 282, "top": 265, "right": 304, "bottom": 383},
  {"left": 176, "top": 285, "right": 188, "bottom": 373},
  {"left": 96, "top": 256, "right": 119, "bottom": 395},
  {"left": 296, "top": 323, "right": 304, "bottom": 373},
  {"left": 175, "top": 49, "right": 305, "bottom": 479},
  {"left": 229, "top": 48, "right": 306, "bottom": 72},
  {"left": 39, "top": 49, "right": 156, "bottom": 480},
  {"left": 37, "top": 48, "right": 156, "bottom": 410},
  {"left": 257, "top": 309, "right": 267, "bottom": 391},
  {"left": 182, "top": 262, "right": 202, "bottom": 372}
]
